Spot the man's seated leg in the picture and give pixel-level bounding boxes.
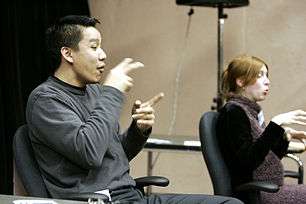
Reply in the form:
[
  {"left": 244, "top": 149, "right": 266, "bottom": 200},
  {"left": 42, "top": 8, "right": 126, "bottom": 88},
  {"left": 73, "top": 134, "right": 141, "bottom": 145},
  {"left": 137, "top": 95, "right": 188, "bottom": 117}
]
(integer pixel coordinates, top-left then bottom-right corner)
[
  {"left": 110, "top": 187, "right": 243, "bottom": 204},
  {"left": 145, "top": 193, "right": 243, "bottom": 204}
]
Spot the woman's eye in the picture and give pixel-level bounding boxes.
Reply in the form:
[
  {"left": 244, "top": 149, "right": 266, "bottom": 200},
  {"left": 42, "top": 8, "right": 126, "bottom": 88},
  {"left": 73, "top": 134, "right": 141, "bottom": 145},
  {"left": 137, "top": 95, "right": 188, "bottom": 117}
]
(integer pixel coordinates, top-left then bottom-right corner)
[
  {"left": 258, "top": 71, "right": 266, "bottom": 78},
  {"left": 258, "top": 71, "right": 268, "bottom": 79}
]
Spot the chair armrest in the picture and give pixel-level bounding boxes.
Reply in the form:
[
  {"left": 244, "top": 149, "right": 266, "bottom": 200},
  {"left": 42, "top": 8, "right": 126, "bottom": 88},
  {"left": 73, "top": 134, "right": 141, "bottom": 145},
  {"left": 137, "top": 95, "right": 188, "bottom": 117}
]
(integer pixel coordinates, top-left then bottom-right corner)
[
  {"left": 135, "top": 176, "right": 169, "bottom": 189},
  {"left": 283, "top": 153, "right": 304, "bottom": 184},
  {"left": 284, "top": 153, "right": 303, "bottom": 167},
  {"left": 63, "top": 192, "right": 109, "bottom": 202},
  {"left": 284, "top": 170, "right": 300, "bottom": 179},
  {"left": 235, "top": 181, "right": 279, "bottom": 193}
]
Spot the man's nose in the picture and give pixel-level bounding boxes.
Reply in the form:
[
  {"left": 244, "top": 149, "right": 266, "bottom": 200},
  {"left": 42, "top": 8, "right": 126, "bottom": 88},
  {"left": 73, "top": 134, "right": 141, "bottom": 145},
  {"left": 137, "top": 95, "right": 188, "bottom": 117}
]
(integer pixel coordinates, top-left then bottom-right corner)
[{"left": 98, "top": 48, "right": 107, "bottom": 60}]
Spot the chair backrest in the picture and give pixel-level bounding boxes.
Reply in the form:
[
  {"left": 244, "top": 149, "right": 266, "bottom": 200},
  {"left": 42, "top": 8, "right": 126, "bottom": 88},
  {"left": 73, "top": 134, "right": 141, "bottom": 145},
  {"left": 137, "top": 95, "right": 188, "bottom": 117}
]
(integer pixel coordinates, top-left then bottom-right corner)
[
  {"left": 13, "top": 124, "right": 50, "bottom": 197},
  {"left": 199, "top": 111, "right": 232, "bottom": 196}
]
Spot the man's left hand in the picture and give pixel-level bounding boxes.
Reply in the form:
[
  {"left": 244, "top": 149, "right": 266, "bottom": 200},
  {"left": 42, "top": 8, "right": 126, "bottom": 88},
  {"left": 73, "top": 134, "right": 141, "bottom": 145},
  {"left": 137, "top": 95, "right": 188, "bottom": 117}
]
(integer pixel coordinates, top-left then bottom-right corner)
[{"left": 132, "top": 92, "right": 164, "bottom": 132}]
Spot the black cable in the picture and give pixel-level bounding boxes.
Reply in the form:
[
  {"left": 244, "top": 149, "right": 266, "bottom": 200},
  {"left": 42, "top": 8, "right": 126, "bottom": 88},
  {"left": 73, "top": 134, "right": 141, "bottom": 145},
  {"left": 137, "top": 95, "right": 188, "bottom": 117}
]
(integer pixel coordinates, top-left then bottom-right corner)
[{"left": 188, "top": 7, "right": 194, "bottom": 16}]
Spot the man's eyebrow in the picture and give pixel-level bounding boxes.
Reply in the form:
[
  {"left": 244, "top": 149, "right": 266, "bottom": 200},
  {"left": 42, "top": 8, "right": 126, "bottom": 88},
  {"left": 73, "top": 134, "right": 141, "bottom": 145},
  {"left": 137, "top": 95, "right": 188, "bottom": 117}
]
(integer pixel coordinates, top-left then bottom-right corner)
[{"left": 89, "top": 39, "right": 99, "bottom": 43}]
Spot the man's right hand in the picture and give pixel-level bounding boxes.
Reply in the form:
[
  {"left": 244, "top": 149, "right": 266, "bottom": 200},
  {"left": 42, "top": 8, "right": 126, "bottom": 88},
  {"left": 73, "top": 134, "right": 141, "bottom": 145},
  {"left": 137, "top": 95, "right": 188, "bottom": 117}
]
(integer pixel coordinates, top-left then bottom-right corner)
[{"left": 103, "top": 58, "right": 144, "bottom": 93}]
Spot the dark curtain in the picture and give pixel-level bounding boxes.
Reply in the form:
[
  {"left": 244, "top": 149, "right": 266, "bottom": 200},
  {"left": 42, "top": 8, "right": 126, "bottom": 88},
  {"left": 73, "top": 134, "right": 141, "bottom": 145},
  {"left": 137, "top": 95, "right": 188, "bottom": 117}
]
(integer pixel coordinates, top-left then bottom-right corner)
[{"left": 0, "top": 0, "right": 90, "bottom": 194}]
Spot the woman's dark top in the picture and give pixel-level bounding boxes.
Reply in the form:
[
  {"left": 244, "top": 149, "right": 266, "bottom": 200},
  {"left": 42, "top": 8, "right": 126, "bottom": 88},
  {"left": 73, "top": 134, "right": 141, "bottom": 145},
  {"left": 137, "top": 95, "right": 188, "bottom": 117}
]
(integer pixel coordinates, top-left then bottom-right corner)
[{"left": 217, "top": 95, "right": 306, "bottom": 203}]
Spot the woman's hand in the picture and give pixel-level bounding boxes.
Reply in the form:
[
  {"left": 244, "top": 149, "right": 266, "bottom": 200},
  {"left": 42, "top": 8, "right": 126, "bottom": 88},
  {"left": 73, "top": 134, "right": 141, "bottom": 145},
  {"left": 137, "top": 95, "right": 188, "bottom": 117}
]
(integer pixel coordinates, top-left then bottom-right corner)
[
  {"left": 272, "top": 110, "right": 306, "bottom": 126},
  {"left": 283, "top": 126, "right": 306, "bottom": 141},
  {"left": 288, "top": 141, "right": 306, "bottom": 153}
]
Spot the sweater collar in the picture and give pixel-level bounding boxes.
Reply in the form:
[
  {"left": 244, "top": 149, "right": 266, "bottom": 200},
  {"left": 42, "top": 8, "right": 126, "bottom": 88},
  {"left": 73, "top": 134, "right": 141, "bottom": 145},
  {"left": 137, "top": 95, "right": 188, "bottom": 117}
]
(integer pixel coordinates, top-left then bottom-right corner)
[
  {"left": 227, "top": 93, "right": 262, "bottom": 119},
  {"left": 49, "top": 76, "right": 86, "bottom": 95}
]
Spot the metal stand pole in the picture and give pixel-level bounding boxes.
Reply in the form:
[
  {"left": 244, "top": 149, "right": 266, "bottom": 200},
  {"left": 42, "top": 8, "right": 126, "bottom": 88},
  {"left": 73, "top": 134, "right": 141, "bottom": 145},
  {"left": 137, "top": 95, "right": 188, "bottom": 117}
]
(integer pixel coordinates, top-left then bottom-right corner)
[
  {"left": 212, "top": 6, "right": 227, "bottom": 111},
  {"left": 146, "top": 151, "right": 153, "bottom": 195}
]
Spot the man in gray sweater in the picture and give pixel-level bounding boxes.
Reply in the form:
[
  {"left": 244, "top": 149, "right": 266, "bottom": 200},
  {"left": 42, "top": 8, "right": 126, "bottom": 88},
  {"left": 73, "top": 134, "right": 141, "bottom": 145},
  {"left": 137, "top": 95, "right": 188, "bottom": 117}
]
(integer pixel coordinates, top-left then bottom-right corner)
[{"left": 26, "top": 15, "right": 243, "bottom": 204}]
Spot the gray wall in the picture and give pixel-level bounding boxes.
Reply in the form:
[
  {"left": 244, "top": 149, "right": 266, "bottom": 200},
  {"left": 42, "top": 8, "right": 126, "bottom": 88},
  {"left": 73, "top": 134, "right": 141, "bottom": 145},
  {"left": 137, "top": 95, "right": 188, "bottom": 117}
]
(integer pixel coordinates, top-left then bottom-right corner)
[{"left": 89, "top": 0, "right": 306, "bottom": 194}]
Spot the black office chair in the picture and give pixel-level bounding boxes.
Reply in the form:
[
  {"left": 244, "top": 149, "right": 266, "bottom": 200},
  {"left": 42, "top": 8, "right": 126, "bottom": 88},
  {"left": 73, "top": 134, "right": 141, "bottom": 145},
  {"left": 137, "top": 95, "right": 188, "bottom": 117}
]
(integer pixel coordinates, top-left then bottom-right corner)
[
  {"left": 13, "top": 124, "right": 169, "bottom": 202},
  {"left": 199, "top": 111, "right": 304, "bottom": 204}
]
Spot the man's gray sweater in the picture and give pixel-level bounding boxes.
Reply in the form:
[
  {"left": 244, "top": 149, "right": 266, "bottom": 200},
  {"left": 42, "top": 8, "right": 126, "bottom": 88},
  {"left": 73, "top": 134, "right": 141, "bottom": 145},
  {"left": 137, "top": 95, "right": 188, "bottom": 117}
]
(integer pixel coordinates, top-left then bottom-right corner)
[{"left": 26, "top": 76, "right": 149, "bottom": 198}]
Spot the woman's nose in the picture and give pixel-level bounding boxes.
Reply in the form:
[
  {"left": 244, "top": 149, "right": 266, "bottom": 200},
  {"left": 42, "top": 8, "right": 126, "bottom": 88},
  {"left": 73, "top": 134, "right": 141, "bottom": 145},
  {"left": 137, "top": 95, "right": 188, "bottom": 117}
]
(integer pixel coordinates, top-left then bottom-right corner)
[{"left": 265, "top": 77, "right": 270, "bottom": 85}]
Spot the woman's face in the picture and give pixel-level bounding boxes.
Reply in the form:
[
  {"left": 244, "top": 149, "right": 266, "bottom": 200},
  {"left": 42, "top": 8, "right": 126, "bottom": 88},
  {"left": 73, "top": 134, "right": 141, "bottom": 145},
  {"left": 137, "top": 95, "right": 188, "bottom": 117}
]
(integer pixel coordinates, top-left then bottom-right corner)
[{"left": 242, "top": 65, "right": 270, "bottom": 102}]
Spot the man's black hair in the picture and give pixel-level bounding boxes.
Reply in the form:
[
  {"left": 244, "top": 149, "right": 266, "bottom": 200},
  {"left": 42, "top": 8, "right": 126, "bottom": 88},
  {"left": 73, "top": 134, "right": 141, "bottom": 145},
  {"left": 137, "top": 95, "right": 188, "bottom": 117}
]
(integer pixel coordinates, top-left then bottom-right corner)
[{"left": 46, "top": 15, "right": 100, "bottom": 73}]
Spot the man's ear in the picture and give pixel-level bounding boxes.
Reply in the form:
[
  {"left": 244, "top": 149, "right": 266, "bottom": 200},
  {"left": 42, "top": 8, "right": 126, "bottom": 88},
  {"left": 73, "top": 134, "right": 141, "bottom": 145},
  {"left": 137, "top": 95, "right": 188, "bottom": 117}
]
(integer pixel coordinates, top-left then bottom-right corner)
[
  {"left": 60, "top": 47, "right": 73, "bottom": 63},
  {"left": 236, "top": 78, "right": 244, "bottom": 88}
]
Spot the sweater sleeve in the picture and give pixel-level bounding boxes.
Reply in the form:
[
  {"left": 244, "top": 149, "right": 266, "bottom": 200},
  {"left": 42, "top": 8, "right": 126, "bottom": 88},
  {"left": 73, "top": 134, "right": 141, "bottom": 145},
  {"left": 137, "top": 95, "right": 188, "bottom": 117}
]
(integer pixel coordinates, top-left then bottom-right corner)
[
  {"left": 218, "top": 104, "right": 285, "bottom": 171},
  {"left": 119, "top": 120, "right": 151, "bottom": 161},
  {"left": 27, "top": 85, "right": 124, "bottom": 170},
  {"left": 271, "top": 133, "right": 289, "bottom": 159}
]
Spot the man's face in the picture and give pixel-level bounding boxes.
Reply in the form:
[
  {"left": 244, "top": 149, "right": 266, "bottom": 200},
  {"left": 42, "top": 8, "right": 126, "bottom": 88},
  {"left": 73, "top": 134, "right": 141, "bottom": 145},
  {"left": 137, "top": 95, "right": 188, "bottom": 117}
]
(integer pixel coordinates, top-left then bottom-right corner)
[
  {"left": 71, "top": 26, "right": 106, "bottom": 87},
  {"left": 243, "top": 65, "right": 270, "bottom": 102}
]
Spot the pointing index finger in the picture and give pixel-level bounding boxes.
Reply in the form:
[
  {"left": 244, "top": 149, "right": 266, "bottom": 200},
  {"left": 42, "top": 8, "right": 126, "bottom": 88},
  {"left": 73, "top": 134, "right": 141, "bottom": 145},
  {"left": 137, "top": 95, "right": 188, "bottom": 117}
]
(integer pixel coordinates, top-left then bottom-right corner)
[
  {"left": 120, "top": 58, "right": 144, "bottom": 74},
  {"left": 141, "top": 92, "right": 164, "bottom": 107}
]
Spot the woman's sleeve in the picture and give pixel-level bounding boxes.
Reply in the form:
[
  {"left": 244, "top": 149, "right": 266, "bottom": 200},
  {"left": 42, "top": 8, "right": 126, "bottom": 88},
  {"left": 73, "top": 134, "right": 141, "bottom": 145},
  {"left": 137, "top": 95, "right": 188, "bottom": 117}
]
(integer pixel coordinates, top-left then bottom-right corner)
[
  {"left": 220, "top": 105, "right": 285, "bottom": 171},
  {"left": 271, "top": 134, "right": 289, "bottom": 159}
]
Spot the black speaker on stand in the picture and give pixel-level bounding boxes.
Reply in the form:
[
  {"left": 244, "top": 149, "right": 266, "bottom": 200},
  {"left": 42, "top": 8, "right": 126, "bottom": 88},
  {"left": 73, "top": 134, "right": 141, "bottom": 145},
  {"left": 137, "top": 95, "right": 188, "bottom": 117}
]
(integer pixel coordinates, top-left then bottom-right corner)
[{"left": 176, "top": 0, "right": 249, "bottom": 111}]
